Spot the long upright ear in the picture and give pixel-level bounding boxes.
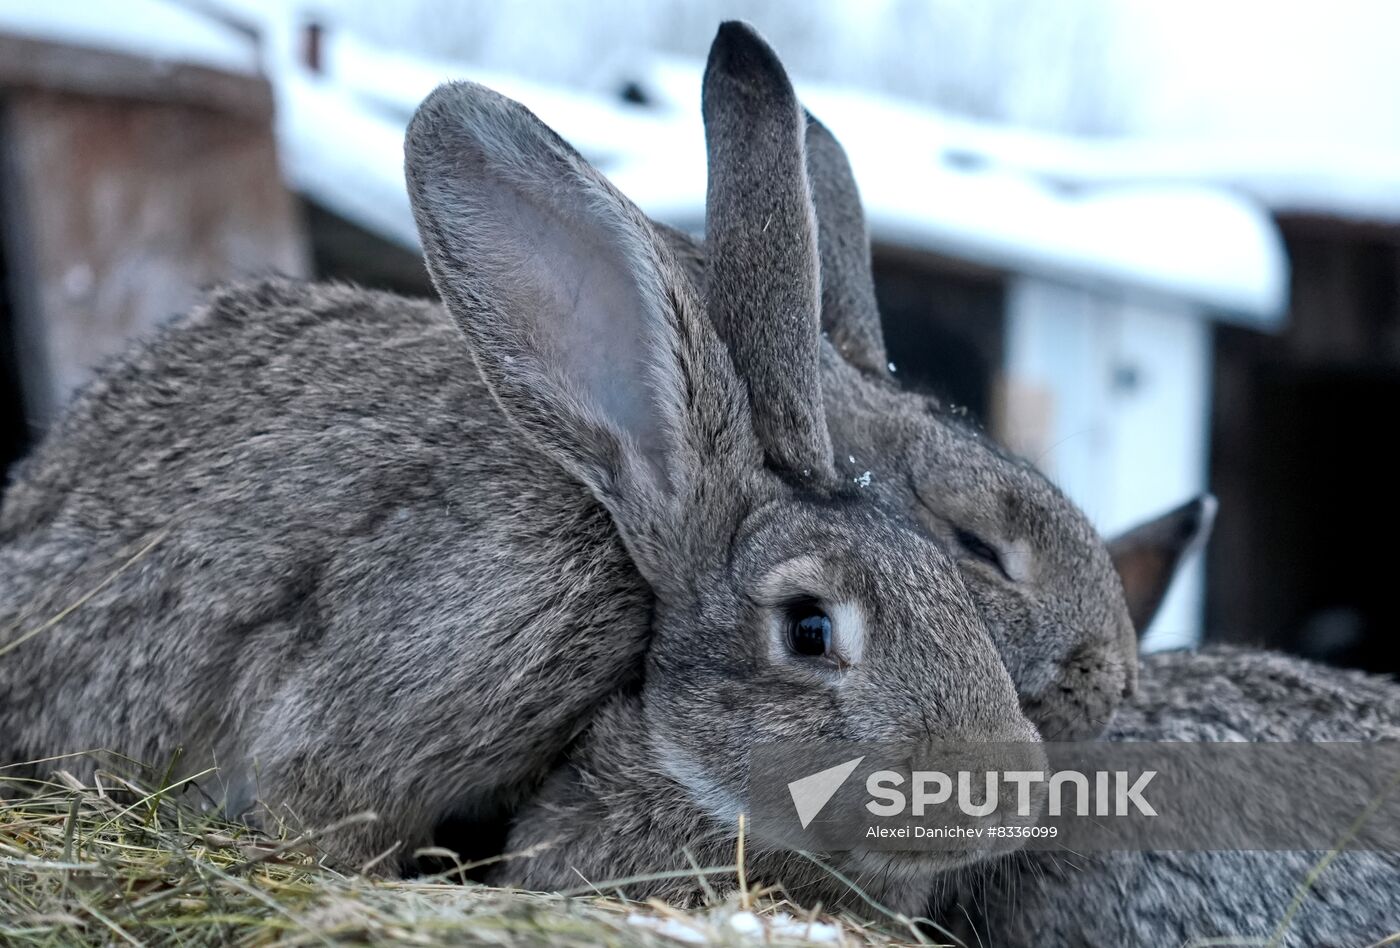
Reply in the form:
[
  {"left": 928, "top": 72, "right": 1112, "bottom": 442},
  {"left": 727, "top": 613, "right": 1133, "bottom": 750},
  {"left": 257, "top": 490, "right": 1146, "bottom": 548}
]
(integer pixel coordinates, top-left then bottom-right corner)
[
  {"left": 804, "top": 113, "right": 889, "bottom": 379},
  {"left": 1108, "top": 495, "right": 1218, "bottom": 638},
  {"left": 653, "top": 111, "right": 889, "bottom": 384},
  {"left": 702, "top": 22, "right": 833, "bottom": 480},
  {"left": 405, "top": 82, "right": 758, "bottom": 566}
]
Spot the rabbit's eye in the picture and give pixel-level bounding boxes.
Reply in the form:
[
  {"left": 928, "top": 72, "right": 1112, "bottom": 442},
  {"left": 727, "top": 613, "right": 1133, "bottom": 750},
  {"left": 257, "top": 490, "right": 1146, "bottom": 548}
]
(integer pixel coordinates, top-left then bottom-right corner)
[
  {"left": 786, "top": 602, "right": 833, "bottom": 657},
  {"left": 954, "top": 527, "right": 1008, "bottom": 577}
]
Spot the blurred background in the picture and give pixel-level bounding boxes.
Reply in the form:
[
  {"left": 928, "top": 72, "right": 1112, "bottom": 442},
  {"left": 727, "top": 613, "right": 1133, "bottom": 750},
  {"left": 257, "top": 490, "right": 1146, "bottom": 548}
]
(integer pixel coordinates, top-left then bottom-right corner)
[{"left": 1, "top": 1, "right": 1396, "bottom": 672}]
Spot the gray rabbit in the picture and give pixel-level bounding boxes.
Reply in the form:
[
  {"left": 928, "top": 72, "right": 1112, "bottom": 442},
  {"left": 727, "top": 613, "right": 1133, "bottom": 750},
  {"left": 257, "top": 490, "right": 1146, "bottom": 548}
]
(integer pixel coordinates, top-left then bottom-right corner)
[
  {"left": 415, "top": 23, "right": 1050, "bottom": 913},
  {"left": 0, "top": 21, "right": 1039, "bottom": 879},
  {"left": 940, "top": 645, "right": 1400, "bottom": 948},
  {"left": 660, "top": 95, "right": 1193, "bottom": 747},
  {"left": 721, "top": 102, "right": 1398, "bottom": 941},
  {"left": 488, "top": 479, "right": 1218, "bottom": 912},
  {"left": 777, "top": 116, "right": 1399, "bottom": 941},
  {"left": 481, "top": 20, "right": 1198, "bottom": 911}
]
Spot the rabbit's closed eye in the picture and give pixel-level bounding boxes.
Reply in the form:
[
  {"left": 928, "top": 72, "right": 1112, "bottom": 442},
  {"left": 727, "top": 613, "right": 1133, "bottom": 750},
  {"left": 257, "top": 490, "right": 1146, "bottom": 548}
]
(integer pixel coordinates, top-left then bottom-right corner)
[{"left": 954, "top": 527, "right": 1011, "bottom": 580}]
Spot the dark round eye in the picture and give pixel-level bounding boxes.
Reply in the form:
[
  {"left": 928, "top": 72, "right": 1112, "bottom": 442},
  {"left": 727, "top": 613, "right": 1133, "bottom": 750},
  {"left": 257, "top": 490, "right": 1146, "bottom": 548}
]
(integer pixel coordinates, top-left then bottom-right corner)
[
  {"left": 954, "top": 527, "right": 1005, "bottom": 574},
  {"left": 786, "top": 602, "right": 832, "bottom": 657}
]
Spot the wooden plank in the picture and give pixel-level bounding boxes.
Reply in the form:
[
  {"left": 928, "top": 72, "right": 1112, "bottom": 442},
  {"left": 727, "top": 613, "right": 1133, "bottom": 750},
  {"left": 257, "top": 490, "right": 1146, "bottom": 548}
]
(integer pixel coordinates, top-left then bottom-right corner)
[
  {"left": 3, "top": 88, "right": 308, "bottom": 426},
  {"left": 0, "top": 33, "right": 272, "bottom": 121}
]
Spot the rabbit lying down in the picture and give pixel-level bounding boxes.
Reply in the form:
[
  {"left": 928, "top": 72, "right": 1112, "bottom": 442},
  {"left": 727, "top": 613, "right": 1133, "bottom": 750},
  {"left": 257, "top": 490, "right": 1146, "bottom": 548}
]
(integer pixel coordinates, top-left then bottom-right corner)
[
  {"left": 0, "top": 17, "right": 1235, "bottom": 914},
  {"left": 681, "top": 47, "right": 1396, "bottom": 941},
  {"left": 1, "top": 21, "right": 1049, "bottom": 896},
  {"left": 938, "top": 646, "right": 1400, "bottom": 948},
  {"left": 481, "top": 484, "right": 1216, "bottom": 911},
  {"left": 482, "top": 52, "right": 1223, "bottom": 901},
  {"left": 488, "top": 592, "right": 1400, "bottom": 936}
]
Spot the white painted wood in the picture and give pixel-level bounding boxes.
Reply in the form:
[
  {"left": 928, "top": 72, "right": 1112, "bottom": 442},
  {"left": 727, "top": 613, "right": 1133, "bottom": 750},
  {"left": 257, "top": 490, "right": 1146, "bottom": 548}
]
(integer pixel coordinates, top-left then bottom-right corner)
[{"left": 1001, "top": 276, "right": 1211, "bottom": 649}]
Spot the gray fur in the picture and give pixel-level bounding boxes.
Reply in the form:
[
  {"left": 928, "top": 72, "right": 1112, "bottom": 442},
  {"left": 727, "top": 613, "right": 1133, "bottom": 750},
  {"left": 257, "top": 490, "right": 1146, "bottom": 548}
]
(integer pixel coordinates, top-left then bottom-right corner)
[
  {"left": 0, "top": 280, "right": 652, "bottom": 866},
  {"left": 0, "top": 24, "right": 1033, "bottom": 880},
  {"left": 412, "top": 26, "right": 1400, "bottom": 939},
  {"left": 668, "top": 99, "right": 1139, "bottom": 744},
  {"left": 792, "top": 194, "right": 1395, "bottom": 948},
  {"left": 484, "top": 32, "right": 1389, "bottom": 925},
  {"left": 489, "top": 505, "right": 1045, "bottom": 915},
  {"left": 701, "top": 22, "right": 832, "bottom": 479},
  {"left": 939, "top": 646, "right": 1400, "bottom": 948},
  {"left": 814, "top": 353, "right": 1136, "bottom": 743},
  {"left": 803, "top": 113, "right": 888, "bottom": 380},
  {"left": 485, "top": 23, "right": 1041, "bottom": 914}
]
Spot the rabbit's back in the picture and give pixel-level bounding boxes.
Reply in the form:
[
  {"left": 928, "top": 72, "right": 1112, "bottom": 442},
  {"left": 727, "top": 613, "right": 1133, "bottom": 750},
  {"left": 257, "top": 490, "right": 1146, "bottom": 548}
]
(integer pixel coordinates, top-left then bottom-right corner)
[
  {"left": 4, "top": 280, "right": 488, "bottom": 536},
  {"left": 0, "top": 280, "right": 650, "bottom": 832},
  {"left": 945, "top": 646, "right": 1400, "bottom": 948},
  {"left": 1116, "top": 645, "right": 1400, "bottom": 739}
]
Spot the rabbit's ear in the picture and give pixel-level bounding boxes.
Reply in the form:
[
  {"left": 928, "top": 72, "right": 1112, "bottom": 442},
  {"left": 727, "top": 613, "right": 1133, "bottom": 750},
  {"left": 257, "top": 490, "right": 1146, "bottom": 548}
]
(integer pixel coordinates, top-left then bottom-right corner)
[
  {"left": 805, "top": 112, "right": 890, "bottom": 379},
  {"left": 1108, "top": 495, "right": 1218, "bottom": 638},
  {"left": 405, "top": 82, "right": 759, "bottom": 549},
  {"left": 702, "top": 22, "right": 834, "bottom": 480}
]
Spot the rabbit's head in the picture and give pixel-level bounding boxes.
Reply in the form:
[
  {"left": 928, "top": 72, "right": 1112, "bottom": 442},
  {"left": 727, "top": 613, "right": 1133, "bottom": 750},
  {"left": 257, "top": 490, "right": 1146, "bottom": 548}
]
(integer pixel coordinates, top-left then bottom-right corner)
[
  {"left": 825, "top": 365, "right": 1135, "bottom": 741},
  {"left": 687, "top": 106, "right": 1179, "bottom": 742},
  {"left": 405, "top": 20, "right": 1039, "bottom": 862}
]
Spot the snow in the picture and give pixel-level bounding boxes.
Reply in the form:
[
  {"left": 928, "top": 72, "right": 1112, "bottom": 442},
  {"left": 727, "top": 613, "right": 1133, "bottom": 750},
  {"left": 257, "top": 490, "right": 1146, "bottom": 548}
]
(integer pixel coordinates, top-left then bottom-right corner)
[
  {"left": 273, "top": 72, "right": 420, "bottom": 249},
  {"left": 0, "top": 0, "right": 259, "bottom": 76},
  {"left": 1116, "top": 1, "right": 1400, "bottom": 148},
  {"left": 319, "top": 32, "right": 711, "bottom": 231},
  {"left": 642, "top": 59, "right": 1290, "bottom": 321},
  {"left": 626, "top": 913, "right": 707, "bottom": 945},
  {"left": 32, "top": 2, "right": 1289, "bottom": 322},
  {"left": 625, "top": 909, "right": 845, "bottom": 944},
  {"left": 267, "top": 29, "right": 1285, "bottom": 322},
  {"left": 878, "top": 118, "right": 1400, "bottom": 226}
]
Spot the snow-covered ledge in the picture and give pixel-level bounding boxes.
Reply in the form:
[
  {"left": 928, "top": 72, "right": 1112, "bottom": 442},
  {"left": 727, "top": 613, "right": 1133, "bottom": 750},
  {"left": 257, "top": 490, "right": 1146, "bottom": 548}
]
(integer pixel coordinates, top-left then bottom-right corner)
[{"left": 278, "top": 30, "right": 1287, "bottom": 327}]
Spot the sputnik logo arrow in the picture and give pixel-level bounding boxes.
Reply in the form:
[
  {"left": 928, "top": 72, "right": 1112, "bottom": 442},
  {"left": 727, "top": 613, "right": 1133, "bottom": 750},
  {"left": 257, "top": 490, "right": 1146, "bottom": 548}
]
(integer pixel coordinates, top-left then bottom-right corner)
[{"left": 787, "top": 756, "right": 865, "bottom": 829}]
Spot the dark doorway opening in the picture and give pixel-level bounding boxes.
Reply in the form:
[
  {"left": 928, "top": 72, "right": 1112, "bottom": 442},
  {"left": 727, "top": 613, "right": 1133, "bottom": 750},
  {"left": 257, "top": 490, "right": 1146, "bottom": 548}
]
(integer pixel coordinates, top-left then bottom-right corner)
[
  {"left": 301, "top": 199, "right": 434, "bottom": 298},
  {"left": 0, "top": 120, "right": 31, "bottom": 485},
  {"left": 872, "top": 251, "right": 1004, "bottom": 426},
  {"left": 1208, "top": 219, "right": 1400, "bottom": 675},
  {"left": 1209, "top": 364, "right": 1400, "bottom": 674}
]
